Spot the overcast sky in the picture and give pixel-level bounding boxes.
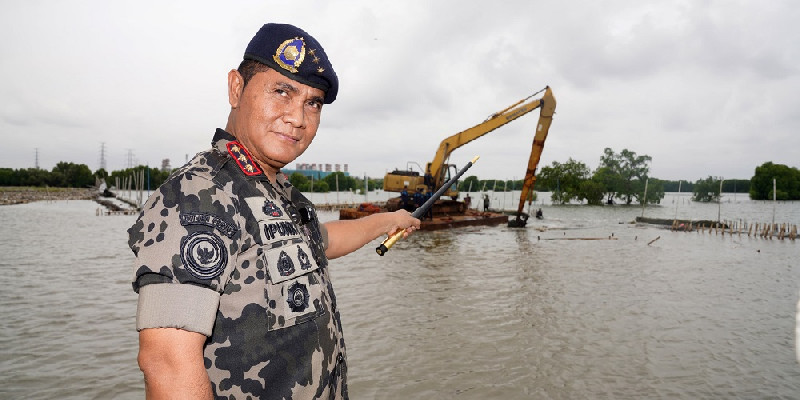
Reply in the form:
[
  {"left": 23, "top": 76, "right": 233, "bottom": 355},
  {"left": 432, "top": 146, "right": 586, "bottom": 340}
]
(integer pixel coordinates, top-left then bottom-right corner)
[{"left": 1, "top": 0, "right": 797, "bottom": 182}]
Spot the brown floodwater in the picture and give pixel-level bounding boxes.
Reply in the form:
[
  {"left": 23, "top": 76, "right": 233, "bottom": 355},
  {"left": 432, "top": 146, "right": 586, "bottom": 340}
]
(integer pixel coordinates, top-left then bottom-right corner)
[{"left": 1, "top": 196, "right": 798, "bottom": 399}]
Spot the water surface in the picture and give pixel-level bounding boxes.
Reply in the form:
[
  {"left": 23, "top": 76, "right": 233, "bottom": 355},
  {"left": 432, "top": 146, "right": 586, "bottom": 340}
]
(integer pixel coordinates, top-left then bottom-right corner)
[{"left": 0, "top": 196, "right": 797, "bottom": 399}]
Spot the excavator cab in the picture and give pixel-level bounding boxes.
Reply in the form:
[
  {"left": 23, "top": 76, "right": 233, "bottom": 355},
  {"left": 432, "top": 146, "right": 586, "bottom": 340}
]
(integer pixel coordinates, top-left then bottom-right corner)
[{"left": 441, "top": 164, "right": 461, "bottom": 199}]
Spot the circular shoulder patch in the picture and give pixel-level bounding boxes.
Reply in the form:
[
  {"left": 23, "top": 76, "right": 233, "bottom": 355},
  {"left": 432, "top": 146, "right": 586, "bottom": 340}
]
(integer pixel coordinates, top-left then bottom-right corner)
[{"left": 180, "top": 231, "right": 228, "bottom": 280}]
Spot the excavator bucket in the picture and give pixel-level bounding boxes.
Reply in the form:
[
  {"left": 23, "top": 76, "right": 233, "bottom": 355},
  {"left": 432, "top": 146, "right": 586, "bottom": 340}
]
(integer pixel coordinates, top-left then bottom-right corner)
[{"left": 507, "top": 212, "right": 529, "bottom": 228}]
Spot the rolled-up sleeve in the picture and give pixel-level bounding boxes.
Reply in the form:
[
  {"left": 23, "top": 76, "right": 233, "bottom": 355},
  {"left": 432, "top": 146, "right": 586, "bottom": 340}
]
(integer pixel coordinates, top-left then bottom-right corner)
[
  {"left": 136, "top": 284, "right": 221, "bottom": 336},
  {"left": 129, "top": 172, "right": 241, "bottom": 336}
]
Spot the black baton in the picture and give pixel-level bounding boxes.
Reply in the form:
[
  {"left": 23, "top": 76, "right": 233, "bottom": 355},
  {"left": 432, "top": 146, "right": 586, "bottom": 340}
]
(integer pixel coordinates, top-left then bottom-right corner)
[{"left": 376, "top": 156, "right": 480, "bottom": 256}]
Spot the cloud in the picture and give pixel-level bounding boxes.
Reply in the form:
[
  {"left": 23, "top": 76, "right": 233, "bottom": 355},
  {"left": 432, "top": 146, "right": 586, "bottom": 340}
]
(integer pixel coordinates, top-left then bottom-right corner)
[{"left": 0, "top": 0, "right": 797, "bottom": 181}]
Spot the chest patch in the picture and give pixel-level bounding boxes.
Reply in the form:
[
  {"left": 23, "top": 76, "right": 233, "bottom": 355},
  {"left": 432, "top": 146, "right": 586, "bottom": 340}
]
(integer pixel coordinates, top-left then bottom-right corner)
[
  {"left": 277, "top": 250, "right": 295, "bottom": 276},
  {"left": 264, "top": 221, "right": 299, "bottom": 241},
  {"left": 297, "top": 245, "right": 312, "bottom": 270},
  {"left": 263, "top": 200, "right": 283, "bottom": 217},
  {"left": 287, "top": 281, "right": 309, "bottom": 312}
]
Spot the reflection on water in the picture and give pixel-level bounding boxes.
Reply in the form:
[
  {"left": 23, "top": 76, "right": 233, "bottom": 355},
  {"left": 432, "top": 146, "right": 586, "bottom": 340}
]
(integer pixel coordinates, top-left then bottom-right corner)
[{"left": 0, "top": 197, "right": 798, "bottom": 399}]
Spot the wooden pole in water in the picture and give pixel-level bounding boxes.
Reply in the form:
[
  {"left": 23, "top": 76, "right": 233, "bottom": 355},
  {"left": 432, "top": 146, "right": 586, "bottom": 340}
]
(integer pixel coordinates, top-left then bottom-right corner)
[
  {"left": 492, "top": 180, "right": 497, "bottom": 209},
  {"left": 131, "top": 172, "right": 137, "bottom": 206},
  {"left": 641, "top": 178, "right": 649, "bottom": 218},
  {"left": 502, "top": 180, "right": 507, "bottom": 211},
  {"left": 718, "top": 178, "right": 724, "bottom": 223},
  {"left": 140, "top": 169, "right": 145, "bottom": 207},
  {"left": 772, "top": 178, "right": 776, "bottom": 228}
]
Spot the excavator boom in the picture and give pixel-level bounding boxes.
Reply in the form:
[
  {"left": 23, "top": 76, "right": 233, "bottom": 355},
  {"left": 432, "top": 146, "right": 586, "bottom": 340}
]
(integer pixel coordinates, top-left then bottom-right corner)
[
  {"left": 426, "top": 88, "right": 552, "bottom": 190},
  {"left": 383, "top": 87, "right": 556, "bottom": 199},
  {"left": 509, "top": 87, "right": 556, "bottom": 227}
]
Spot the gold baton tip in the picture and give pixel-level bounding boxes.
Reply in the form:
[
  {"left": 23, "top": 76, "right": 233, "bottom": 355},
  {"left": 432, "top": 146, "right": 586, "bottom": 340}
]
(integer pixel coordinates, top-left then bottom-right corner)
[
  {"left": 376, "top": 230, "right": 404, "bottom": 256},
  {"left": 470, "top": 156, "right": 480, "bottom": 164}
]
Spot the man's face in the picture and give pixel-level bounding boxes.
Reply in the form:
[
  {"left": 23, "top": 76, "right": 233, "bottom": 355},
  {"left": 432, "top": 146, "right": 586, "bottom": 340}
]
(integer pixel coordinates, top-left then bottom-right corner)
[{"left": 229, "top": 68, "right": 325, "bottom": 174}]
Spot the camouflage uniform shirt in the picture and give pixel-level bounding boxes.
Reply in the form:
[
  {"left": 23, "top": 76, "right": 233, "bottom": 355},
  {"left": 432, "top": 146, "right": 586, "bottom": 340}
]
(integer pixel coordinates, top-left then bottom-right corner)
[{"left": 129, "top": 129, "right": 348, "bottom": 399}]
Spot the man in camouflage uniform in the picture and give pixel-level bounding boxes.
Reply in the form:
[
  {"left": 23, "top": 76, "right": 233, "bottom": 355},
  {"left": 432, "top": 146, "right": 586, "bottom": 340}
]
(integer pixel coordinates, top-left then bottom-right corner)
[{"left": 129, "top": 23, "right": 420, "bottom": 399}]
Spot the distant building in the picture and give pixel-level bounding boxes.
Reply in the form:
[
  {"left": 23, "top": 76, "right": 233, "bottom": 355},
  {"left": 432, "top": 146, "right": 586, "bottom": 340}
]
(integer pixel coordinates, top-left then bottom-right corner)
[{"left": 283, "top": 163, "right": 350, "bottom": 179}]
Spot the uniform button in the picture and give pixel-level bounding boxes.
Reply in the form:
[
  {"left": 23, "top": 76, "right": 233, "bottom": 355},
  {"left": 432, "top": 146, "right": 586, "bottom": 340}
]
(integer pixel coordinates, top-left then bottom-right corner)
[{"left": 337, "top": 353, "right": 344, "bottom": 363}]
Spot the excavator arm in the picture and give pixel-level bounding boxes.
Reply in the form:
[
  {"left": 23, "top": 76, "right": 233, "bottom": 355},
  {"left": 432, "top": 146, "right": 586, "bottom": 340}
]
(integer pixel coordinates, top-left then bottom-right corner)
[
  {"left": 382, "top": 87, "right": 556, "bottom": 205},
  {"left": 426, "top": 87, "right": 554, "bottom": 190},
  {"left": 512, "top": 86, "right": 556, "bottom": 225}
]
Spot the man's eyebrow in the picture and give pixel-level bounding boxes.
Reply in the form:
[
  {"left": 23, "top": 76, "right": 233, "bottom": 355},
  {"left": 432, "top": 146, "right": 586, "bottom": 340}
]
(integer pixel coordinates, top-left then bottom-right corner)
[
  {"left": 275, "top": 81, "right": 299, "bottom": 93},
  {"left": 275, "top": 81, "right": 323, "bottom": 104}
]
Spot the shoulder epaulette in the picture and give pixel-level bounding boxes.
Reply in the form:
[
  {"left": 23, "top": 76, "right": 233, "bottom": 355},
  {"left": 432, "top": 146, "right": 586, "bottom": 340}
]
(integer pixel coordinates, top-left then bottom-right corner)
[{"left": 226, "top": 141, "right": 263, "bottom": 176}]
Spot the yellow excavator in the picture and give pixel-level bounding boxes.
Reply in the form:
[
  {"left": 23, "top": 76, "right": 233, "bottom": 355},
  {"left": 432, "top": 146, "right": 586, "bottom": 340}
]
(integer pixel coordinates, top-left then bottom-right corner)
[{"left": 383, "top": 87, "right": 556, "bottom": 217}]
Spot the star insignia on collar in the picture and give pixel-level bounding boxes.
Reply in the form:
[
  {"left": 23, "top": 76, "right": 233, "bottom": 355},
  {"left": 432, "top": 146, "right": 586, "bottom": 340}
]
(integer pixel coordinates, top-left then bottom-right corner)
[{"left": 317, "top": 67, "right": 325, "bottom": 73}]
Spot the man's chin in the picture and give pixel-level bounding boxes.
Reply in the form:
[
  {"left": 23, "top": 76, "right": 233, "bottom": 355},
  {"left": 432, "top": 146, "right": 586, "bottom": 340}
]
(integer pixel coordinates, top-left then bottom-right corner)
[
  {"left": 265, "top": 155, "right": 295, "bottom": 171},
  {"left": 264, "top": 147, "right": 309, "bottom": 170}
]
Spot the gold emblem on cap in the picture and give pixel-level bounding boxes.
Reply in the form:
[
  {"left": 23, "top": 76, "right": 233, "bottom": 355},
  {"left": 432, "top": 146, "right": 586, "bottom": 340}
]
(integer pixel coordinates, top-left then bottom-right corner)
[{"left": 273, "top": 37, "right": 306, "bottom": 73}]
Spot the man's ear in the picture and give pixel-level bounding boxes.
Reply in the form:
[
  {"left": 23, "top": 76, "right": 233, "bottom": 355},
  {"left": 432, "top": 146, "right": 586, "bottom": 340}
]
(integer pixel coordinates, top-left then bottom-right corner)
[{"left": 227, "top": 69, "right": 244, "bottom": 108}]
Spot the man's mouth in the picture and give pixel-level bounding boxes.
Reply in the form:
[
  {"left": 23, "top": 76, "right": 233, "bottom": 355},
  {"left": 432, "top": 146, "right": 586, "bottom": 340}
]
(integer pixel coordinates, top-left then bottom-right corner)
[{"left": 274, "top": 132, "right": 300, "bottom": 143}]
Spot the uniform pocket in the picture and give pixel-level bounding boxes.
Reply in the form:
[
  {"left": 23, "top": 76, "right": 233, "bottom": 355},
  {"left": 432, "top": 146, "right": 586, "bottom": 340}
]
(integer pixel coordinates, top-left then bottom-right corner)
[
  {"left": 262, "top": 231, "right": 327, "bottom": 331},
  {"left": 246, "top": 196, "right": 328, "bottom": 331}
]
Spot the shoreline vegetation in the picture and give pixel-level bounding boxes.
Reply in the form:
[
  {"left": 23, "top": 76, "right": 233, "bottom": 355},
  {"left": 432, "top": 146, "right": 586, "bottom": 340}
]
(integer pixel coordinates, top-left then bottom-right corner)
[{"left": 0, "top": 187, "right": 97, "bottom": 205}]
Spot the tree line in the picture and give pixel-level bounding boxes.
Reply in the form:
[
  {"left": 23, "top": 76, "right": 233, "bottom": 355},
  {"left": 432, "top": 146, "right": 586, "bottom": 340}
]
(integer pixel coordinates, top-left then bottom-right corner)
[
  {"left": 0, "top": 163, "right": 174, "bottom": 190},
  {"left": 460, "top": 150, "right": 797, "bottom": 204},
  {"left": 455, "top": 148, "right": 663, "bottom": 205},
  {"left": 2, "top": 157, "right": 797, "bottom": 202}
]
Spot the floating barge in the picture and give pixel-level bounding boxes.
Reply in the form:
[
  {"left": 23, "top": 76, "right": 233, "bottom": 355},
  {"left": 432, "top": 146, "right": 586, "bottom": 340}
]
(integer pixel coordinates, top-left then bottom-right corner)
[{"left": 339, "top": 202, "right": 507, "bottom": 231}]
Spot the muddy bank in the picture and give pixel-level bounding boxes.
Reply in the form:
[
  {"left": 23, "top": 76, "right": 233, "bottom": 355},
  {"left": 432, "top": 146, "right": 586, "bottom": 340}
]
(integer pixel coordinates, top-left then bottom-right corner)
[{"left": 0, "top": 187, "right": 97, "bottom": 205}]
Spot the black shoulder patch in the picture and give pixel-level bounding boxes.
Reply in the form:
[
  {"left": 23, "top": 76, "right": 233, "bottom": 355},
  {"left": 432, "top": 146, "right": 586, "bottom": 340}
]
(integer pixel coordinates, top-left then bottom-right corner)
[{"left": 180, "top": 231, "right": 228, "bottom": 280}]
